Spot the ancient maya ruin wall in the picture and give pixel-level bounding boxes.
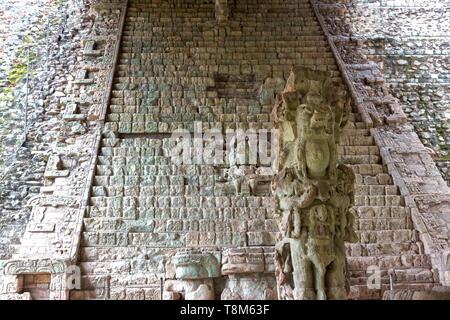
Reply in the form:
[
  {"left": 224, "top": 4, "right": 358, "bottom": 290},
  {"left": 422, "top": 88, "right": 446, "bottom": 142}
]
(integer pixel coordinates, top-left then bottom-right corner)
[
  {"left": 316, "top": 0, "right": 450, "bottom": 185},
  {"left": 273, "top": 67, "right": 357, "bottom": 300},
  {"left": 0, "top": 0, "right": 449, "bottom": 300}
]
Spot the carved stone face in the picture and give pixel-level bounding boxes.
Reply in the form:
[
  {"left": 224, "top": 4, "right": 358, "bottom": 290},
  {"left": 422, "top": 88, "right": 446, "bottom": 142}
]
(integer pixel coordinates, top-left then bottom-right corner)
[{"left": 305, "top": 140, "right": 330, "bottom": 178}]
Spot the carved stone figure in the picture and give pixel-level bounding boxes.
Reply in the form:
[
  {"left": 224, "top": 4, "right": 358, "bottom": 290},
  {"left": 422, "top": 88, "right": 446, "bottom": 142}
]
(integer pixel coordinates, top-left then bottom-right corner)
[{"left": 272, "top": 67, "right": 357, "bottom": 300}]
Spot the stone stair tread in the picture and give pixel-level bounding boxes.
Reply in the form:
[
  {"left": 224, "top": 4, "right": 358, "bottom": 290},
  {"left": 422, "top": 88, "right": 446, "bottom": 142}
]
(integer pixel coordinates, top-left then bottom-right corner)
[{"left": 346, "top": 242, "right": 423, "bottom": 256}]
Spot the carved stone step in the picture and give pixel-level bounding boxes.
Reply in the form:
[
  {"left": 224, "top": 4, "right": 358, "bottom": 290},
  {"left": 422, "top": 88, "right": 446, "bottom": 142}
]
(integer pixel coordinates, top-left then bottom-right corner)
[
  {"left": 88, "top": 195, "right": 274, "bottom": 208},
  {"left": 354, "top": 195, "right": 405, "bottom": 207},
  {"left": 354, "top": 217, "right": 411, "bottom": 231},
  {"left": 113, "top": 121, "right": 273, "bottom": 133},
  {"left": 347, "top": 254, "right": 432, "bottom": 271},
  {"left": 95, "top": 163, "right": 216, "bottom": 174},
  {"left": 93, "top": 170, "right": 221, "bottom": 179},
  {"left": 119, "top": 43, "right": 331, "bottom": 52},
  {"left": 123, "top": 24, "right": 324, "bottom": 32},
  {"left": 79, "top": 274, "right": 161, "bottom": 290},
  {"left": 356, "top": 229, "right": 418, "bottom": 244},
  {"left": 337, "top": 146, "right": 379, "bottom": 156},
  {"left": 349, "top": 268, "right": 436, "bottom": 284},
  {"left": 339, "top": 135, "right": 374, "bottom": 146},
  {"left": 354, "top": 195, "right": 404, "bottom": 207},
  {"left": 111, "top": 75, "right": 213, "bottom": 83},
  {"left": 350, "top": 276, "right": 435, "bottom": 288},
  {"left": 349, "top": 283, "right": 436, "bottom": 300},
  {"left": 78, "top": 260, "right": 161, "bottom": 275},
  {"left": 349, "top": 273, "right": 435, "bottom": 288},
  {"left": 354, "top": 185, "right": 399, "bottom": 196},
  {"left": 86, "top": 204, "right": 276, "bottom": 218},
  {"left": 353, "top": 206, "right": 408, "bottom": 219},
  {"left": 346, "top": 242, "right": 423, "bottom": 257},
  {"left": 81, "top": 231, "right": 277, "bottom": 247},
  {"left": 339, "top": 155, "right": 381, "bottom": 165},
  {"left": 342, "top": 129, "right": 371, "bottom": 136},
  {"left": 122, "top": 34, "right": 326, "bottom": 41},
  {"left": 350, "top": 164, "right": 388, "bottom": 175},
  {"left": 120, "top": 40, "right": 330, "bottom": 49},
  {"left": 90, "top": 185, "right": 226, "bottom": 198},
  {"left": 79, "top": 246, "right": 172, "bottom": 262},
  {"left": 69, "top": 290, "right": 111, "bottom": 301},
  {"left": 355, "top": 173, "right": 393, "bottom": 186},
  {"left": 82, "top": 218, "right": 279, "bottom": 233}
]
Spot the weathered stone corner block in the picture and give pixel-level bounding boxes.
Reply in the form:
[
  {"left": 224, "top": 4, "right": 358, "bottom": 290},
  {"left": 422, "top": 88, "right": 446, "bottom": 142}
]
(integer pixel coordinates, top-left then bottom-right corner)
[{"left": 272, "top": 66, "right": 357, "bottom": 300}]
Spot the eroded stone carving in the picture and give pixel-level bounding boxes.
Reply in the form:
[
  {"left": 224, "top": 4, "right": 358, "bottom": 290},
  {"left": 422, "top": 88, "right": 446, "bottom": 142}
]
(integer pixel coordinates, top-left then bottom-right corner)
[
  {"left": 172, "top": 251, "right": 220, "bottom": 279},
  {"left": 3, "top": 259, "right": 66, "bottom": 275},
  {"left": 272, "top": 67, "right": 357, "bottom": 300},
  {"left": 26, "top": 195, "right": 80, "bottom": 208}
]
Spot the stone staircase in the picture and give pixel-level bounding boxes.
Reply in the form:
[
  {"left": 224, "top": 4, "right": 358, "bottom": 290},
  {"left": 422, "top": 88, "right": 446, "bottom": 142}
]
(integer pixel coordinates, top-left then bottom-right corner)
[
  {"left": 340, "top": 112, "right": 437, "bottom": 299},
  {"left": 72, "top": 0, "right": 438, "bottom": 300}
]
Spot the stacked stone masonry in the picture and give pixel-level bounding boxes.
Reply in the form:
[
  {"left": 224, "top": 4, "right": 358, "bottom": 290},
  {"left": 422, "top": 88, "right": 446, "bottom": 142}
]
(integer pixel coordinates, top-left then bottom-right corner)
[{"left": 318, "top": 0, "right": 450, "bottom": 184}]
